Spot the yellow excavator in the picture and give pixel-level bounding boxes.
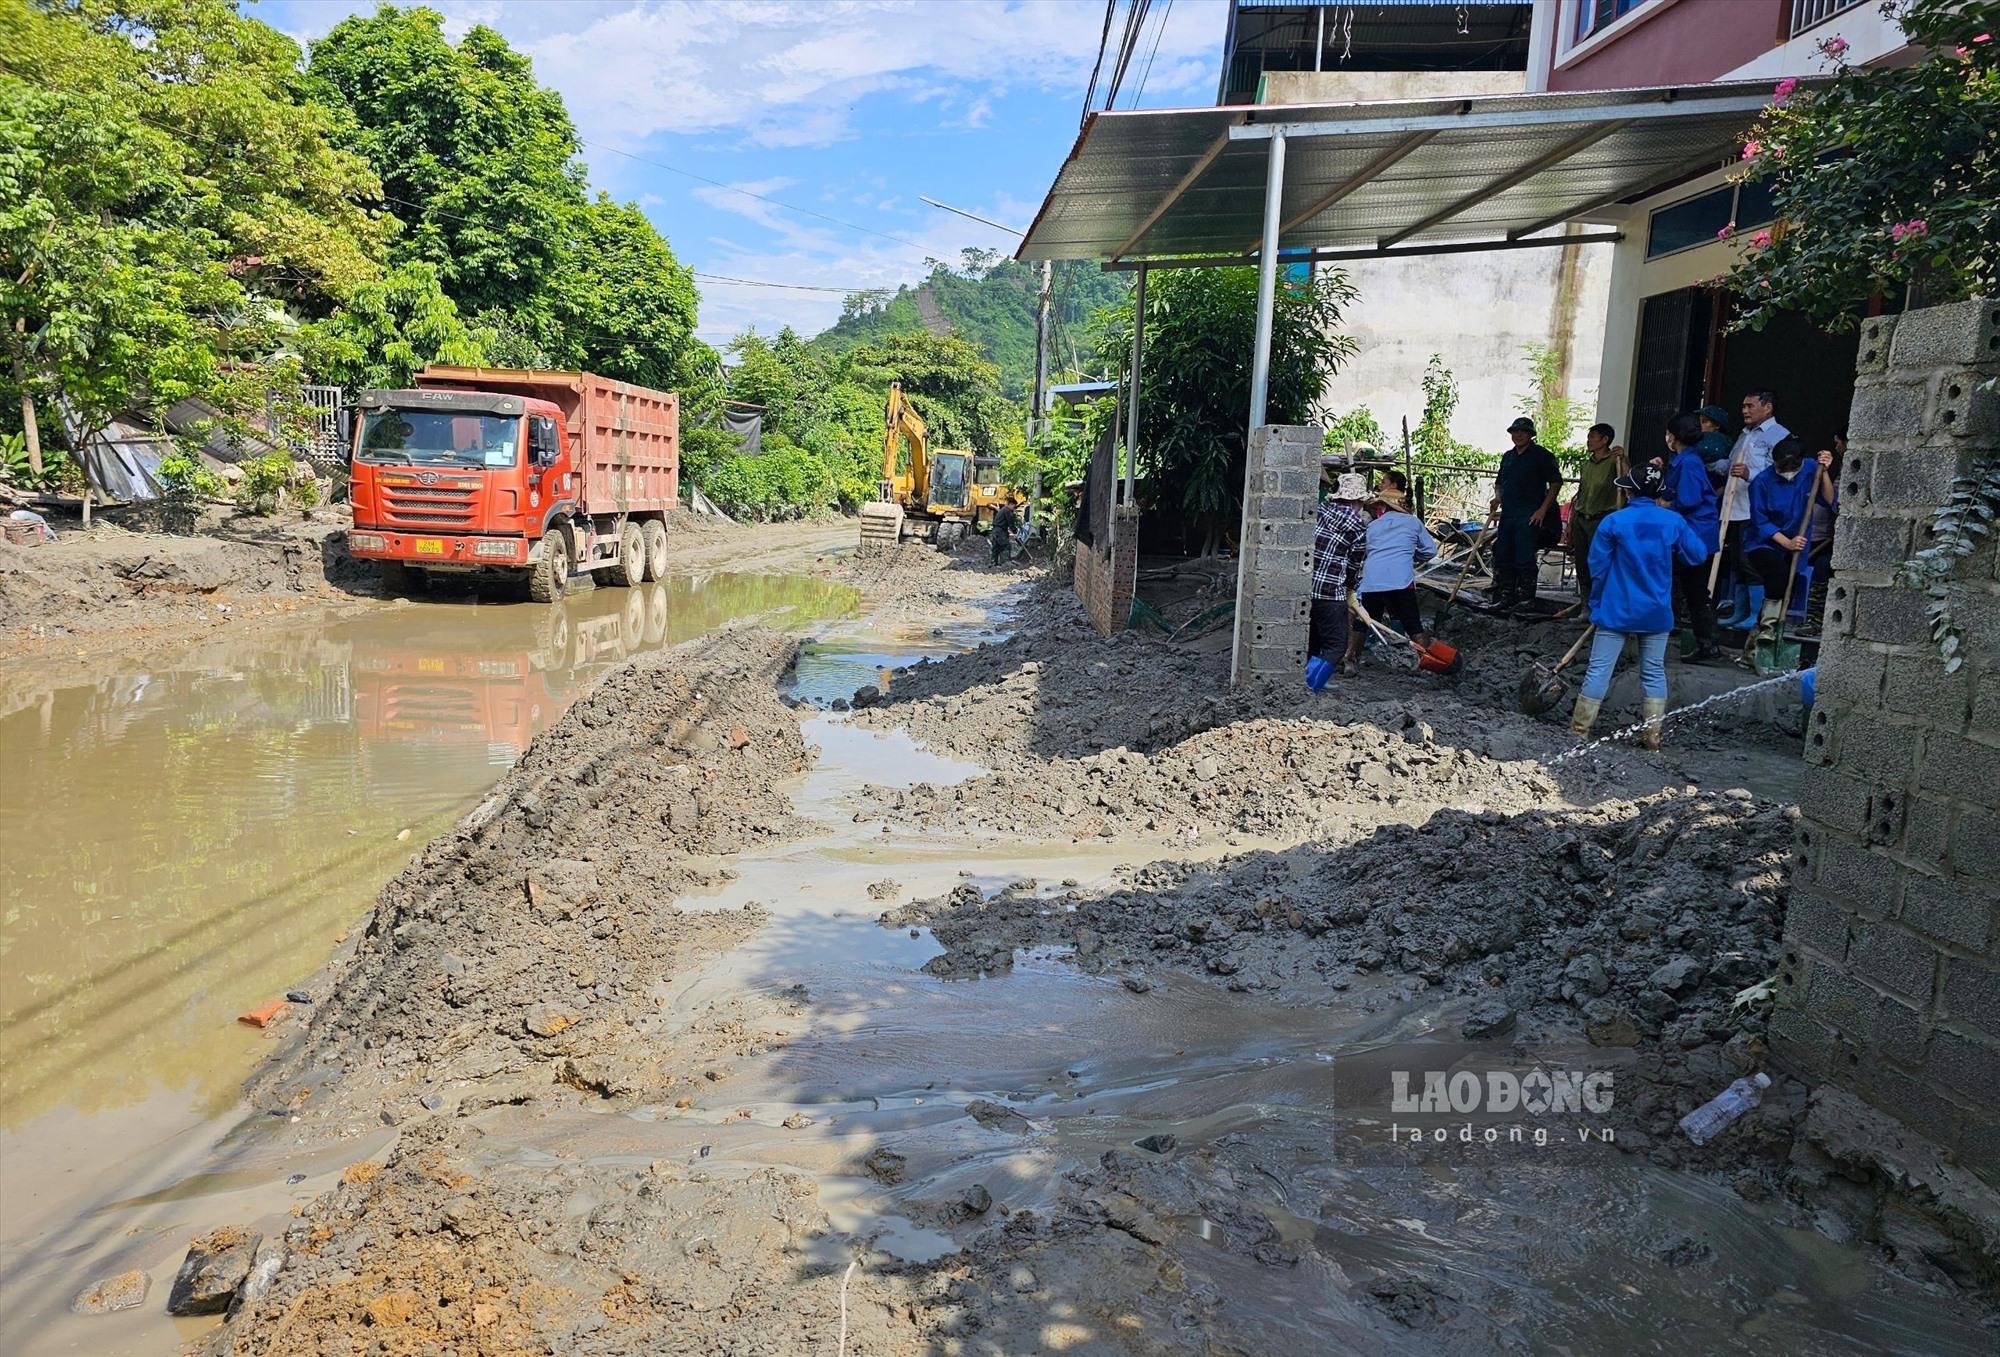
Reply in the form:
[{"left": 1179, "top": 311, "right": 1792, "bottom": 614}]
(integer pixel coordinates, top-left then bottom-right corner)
[{"left": 858, "top": 382, "right": 1009, "bottom": 553}]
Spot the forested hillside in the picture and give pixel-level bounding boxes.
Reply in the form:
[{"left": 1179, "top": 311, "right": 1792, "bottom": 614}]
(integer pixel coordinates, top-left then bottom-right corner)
[{"left": 811, "top": 251, "right": 1128, "bottom": 400}]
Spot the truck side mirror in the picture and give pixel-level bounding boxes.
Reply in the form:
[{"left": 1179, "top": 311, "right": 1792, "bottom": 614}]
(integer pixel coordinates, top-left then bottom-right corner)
[{"left": 530, "top": 419, "right": 558, "bottom": 466}]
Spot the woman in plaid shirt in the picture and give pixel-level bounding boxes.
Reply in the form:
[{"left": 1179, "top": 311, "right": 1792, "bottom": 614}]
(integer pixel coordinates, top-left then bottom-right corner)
[{"left": 1310, "top": 470, "right": 1370, "bottom": 666}]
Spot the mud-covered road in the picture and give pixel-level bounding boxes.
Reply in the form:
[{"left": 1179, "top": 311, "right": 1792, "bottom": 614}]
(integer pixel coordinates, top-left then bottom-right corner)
[{"left": 10, "top": 530, "right": 1997, "bottom": 1356}]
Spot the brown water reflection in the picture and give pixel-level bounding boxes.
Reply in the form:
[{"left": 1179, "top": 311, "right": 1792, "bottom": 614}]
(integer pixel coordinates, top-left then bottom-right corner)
[{"left": 0, "top": 573, "right": 858, "bottom": 1133}]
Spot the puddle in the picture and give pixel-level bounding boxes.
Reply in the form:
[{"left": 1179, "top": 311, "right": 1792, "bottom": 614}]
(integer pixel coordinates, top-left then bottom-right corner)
[{"left": 0, "top": 570, "right": 855, "bottom": 1357}]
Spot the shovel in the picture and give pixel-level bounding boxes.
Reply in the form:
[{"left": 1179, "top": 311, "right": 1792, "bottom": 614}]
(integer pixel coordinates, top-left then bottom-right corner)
[
  {"left": 1519, "top": 625, "right": 1597, "bottom": 716},
  {"left": 1352, "top": 597, "right": 1463, "bottom": 676},
  {"left": 1431, "top": 514, "right": 1496, "bottom": 630}
]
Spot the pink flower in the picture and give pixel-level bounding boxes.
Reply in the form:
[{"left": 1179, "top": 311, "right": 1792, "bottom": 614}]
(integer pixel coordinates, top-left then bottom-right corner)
[
  {"left": 1749, "top": 230, "right": 1774, "bottom": 249},
  {"left": 1773, "top": 76, "right": 1799, "bottom": 104},
  {"left": 1976, "top": 32, "right": 1992, "bottom": 43},
  {"left": 1890, "top": 218, "right": 1929, "bottom": 243},
  {"left": 1717, "top": 222, "right": 1735, "bottom": 240},
  {"left": 1819, "top": 35, "right": 1849, "bottom": 59},
  {"left": 1742, "top": 139, "right": 1763, "bottom": 159}
]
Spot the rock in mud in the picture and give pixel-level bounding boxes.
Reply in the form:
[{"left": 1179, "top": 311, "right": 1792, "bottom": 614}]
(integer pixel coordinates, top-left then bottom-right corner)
[
  {"left": 863, "top": 1147, "right": 907, "bottom": 1183},
  {"left": 1122, "top": 974, "right": 1153, "bottom": 993},
  {"left": 1562, "top": 953, "right": 1611, "bottom": 999},
  {"left": 1582, "top": 1001, "right": 1641, "bottom": 1048},
  {"left": 70, "top": 1268, "right": 150, "bottom": 1315},
  {"left": 167, "top": 1227, "right": 260, "bottom": 1315},
  {"left": 865, "top": 878, "right": 902, "bottom": 901},
  {"left": 522, "top": 1003, "right": 579, "bottom": 1038},
  {"left": 966, "top": 1099, "right": 1032, "bottom": 1133},
  {"left": 1649, "top": 956, "right": 1706, "bottom": 995},
  {"left": 960, "top": 1184, "right": 993, "bottom": 1215},
  {"left": 1134, "top": 1133, "right": 1177, "bottom": 1155},
  {"left": 1460, "top": 998, "right": 1516, "bottom": 1040}
]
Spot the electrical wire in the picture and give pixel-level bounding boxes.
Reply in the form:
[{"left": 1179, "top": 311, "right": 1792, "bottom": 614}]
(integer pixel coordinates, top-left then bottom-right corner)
[
  {"left": 1130, "top": 0, "right": 1175, "bottom": 109},
  {"left": 1080, "top": 0, "right": 1119, "bottom": 126}
]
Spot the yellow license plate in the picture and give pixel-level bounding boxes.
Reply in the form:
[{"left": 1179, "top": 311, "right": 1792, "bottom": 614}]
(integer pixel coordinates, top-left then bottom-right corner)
[{"left": 414, "top": 538, "right": 445, "bottom": 555}]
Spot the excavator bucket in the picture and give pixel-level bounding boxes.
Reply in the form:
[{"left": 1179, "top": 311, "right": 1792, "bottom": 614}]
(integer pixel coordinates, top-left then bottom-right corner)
[{"left": 858, "top": 501, "right": 904, "bottom": 555}]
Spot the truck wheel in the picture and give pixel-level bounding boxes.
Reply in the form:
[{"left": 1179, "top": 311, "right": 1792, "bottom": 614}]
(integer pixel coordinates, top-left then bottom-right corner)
[
  {"left": 528, "top": 529, "right": 568, "bottom": 603},
  {"left": 641, "top": 518, "right": 669, "bottom": 581},
  {"left": 378, "top": 560, "right": 412, "bottom": 596},
  {"left": 607, "top": 522, "right": 646, "bottom": 587}
]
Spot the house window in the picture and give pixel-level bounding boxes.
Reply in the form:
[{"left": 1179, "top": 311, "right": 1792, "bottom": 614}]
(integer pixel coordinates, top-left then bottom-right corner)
[
  {"left": 1646, "top": 180, "right": 1779, "bottom": 260},
  {"left": 1576, "top": 0, "right": 1647, "bottom": 42}
]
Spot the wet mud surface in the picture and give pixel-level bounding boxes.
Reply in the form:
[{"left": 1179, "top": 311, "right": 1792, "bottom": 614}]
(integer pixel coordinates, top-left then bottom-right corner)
[{"left": 11, "top": 538, "right": 1998, "bottom": 1355}]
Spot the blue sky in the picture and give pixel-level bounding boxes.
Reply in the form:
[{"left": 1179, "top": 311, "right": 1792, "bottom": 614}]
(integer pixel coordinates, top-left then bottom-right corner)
[{"left": 259, "top": 0, "right": 1230, "bottom": 344}]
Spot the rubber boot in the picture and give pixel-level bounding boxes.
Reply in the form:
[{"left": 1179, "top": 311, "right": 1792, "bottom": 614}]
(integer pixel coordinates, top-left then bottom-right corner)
[
  {"left": 1755, "top": 597, "right": 1783, "bottom": 641},
  {"left": 1569, "top": 695, "right": 1603, "bottom": 738},
  {"left": 1639, "top": 697, "right": 1667, "bottom": 751}
]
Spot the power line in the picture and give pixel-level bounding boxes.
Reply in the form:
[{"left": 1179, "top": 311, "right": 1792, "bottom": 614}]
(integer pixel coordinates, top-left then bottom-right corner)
[
  {"left": 692, "top": 272, "right": 891, "bottom": 295},
  {"left": 1081, "top": 0, "right": 1119, "bottom": 126},
  {"left": 1131, "top": 0, "right": 1175, "bottom": 108}
]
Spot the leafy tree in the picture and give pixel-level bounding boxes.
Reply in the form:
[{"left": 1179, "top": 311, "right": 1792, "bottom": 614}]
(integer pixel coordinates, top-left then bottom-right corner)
[
  {"left": 1325, "top": 407, "right": 1389, "bottom": 455},
  {"left": 844, "top": 330, "right": 1011, "bottom": 456},
  {"left": 1094, "top": 266, "right": 1358, "bottom": 543},
  {"left": 296, "top": 260, "right": 484, "bottom": 391},
  {"left": 1514, "top": 342, "right": 1589, "bottom": 466},
  {"left": 306, "top": 5, "right": 583, "bottom": 325},
  {"left": 559, "top": 195, "right": 706, "bottom": 390},
  {"left": 1728, "top": 0, "right": 1998, "bottom": 330}
]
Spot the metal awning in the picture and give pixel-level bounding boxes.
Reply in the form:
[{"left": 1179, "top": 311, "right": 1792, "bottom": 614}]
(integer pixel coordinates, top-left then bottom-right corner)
[{"left": 1018, "top": 81, "right": 1775, "bottom": 266}]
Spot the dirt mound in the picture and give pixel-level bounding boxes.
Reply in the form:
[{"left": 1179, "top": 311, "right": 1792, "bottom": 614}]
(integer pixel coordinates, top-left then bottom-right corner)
[
  {"left": 886, "top": 790, "right": 1799, "bottom": 1154},
  {"left": 255, "top": 630, "right": 813, "bottom": 1115}
]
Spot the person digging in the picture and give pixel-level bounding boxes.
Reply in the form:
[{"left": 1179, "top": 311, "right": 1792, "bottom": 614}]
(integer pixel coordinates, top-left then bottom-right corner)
[
  {"left": 1309, "top": 467, "right": 1369, "bottom": 671},
  {"left": 1744, "top": 436, "right": 1835, "bottom": 642},
  {"left": 1569, "top": 460, "right": 1711, "bottom": 750},
  {"left": 1346, "top": 476, "right": 1438, "bottom": 674}
]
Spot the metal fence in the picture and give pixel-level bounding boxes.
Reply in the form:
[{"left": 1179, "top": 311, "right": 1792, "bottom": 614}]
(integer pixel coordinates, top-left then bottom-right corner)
[
  {"left": 295, "top": 385, "right": 346, "bottom": 470},
  {"left": 1789, "top": 0, "right": 1866, "bottom": 39}
]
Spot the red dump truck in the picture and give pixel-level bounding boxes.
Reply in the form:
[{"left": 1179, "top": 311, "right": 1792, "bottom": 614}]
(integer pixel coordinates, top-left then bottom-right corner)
[{"left": 347, "top": 365, "right": 679, "bottom": 600}]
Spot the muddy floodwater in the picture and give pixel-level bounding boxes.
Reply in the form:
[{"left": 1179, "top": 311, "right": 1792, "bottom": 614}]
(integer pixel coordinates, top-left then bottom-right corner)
[{"left": 0, "top": 572, "right": 877, "bottom": 1339}]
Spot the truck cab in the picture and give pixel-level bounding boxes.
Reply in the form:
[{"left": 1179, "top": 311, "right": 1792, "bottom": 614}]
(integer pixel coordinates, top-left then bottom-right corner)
[
  {"left": 348, "top": 388, "right": 568, "bottom": 576},
  {"left": 346, "top": 367, "right": 680, "bottom": 601}
]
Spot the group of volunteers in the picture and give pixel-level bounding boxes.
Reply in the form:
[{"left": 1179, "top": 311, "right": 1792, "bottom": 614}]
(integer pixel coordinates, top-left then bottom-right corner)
[{"left": 1309, "top": 389, "right": 1837, "bottom": 750}]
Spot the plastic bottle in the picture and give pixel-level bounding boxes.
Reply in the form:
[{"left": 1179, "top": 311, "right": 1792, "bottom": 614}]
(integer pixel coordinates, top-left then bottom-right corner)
[{"left": 1678, "top": 1072, "right": 1772, "bottom": 1146}]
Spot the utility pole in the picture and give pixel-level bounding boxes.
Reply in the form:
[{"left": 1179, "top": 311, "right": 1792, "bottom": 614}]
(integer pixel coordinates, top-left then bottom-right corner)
[{"left": 1031, "top": 259, "right": 1053, "bottom": 438}]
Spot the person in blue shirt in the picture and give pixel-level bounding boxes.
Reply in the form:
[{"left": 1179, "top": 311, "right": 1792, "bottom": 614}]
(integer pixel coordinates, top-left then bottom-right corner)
[
  {"left": 1745, "top": 435, "right": 1836, "bottom": 636},
  {"left": 1571, "top": 459, "right": 1711, "bottom": 748},
  {"left": 1661, "top": 412, "right": 1722, "bottom": 662},
  {"left": 1346, "top": 477, "right": 1438, "bottom": 671}
]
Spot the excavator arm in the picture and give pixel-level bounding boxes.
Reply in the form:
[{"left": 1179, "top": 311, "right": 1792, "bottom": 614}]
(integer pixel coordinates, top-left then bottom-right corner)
[{"left": 880, "top": 381, "right": 927, "bottom": 504}]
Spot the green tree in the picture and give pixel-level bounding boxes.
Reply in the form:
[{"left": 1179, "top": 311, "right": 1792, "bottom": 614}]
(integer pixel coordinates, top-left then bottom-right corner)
[
  {"left": 560, "top": 195, "right": 707, "bottom": 389},
  {"left": 296, "top": 260, "right": 484, "bottom": 391},
  {"left": 1728, "top": 0, "right": 1998, "bottom": 330},
  {"left": 305, "top": 5, "right": 583, "bottom": 326},
  {"left": 845, "top": 330, "right": 1011, "bottom": 456},
  {"left": 1094, "top": 266, "right": 1358, "bottom": 541}
]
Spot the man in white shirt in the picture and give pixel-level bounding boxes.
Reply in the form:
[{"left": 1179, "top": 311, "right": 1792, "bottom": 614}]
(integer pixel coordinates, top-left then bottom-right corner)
[{"left": 1719, "top": 389, "right": 1790, "bottom": 623}]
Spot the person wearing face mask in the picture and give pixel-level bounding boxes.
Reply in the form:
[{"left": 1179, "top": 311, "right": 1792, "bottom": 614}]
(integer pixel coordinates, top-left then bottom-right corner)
[{"left": 1745, "top": 435, "right": 1836, "bottom": 637}]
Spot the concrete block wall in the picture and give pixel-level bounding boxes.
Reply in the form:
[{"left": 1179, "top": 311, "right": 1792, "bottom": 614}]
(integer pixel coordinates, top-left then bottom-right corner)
[
  {"left": 1073, "top": 503, "right": 1138, "bottom": 636},
  {"left": 1772, "top": 299, "right": 2000, "bottom": 1187},
  {"left": 1234, "top": 425, "right": 1322, "bottom": 681}
]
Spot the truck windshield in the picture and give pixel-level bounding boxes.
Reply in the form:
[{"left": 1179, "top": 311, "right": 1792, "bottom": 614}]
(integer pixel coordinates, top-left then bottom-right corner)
[{"left": 360, "top": 410, "right": 520, "bottom": 468}]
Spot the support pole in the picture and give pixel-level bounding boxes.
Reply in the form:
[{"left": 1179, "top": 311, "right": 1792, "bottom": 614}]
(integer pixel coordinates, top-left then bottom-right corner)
[
  {"left": 1031, "top": 258, "right": 1052, "bottom": 437},
  {"left": 1124, "top": 263, "right": 1146, "bottom": 503},
  {"left": 1230, "top": 130, "right": 1287, "bottom": 688}
]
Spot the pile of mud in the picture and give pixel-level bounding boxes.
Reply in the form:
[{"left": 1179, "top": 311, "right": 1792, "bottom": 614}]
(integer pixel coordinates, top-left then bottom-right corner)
[
  {"left": 886, "top": 790, "right": 1798, "bottom": 1155},
  {"left": 0, "top": 517, "right": 361, "bottom": 648},
  {"left": 257, "top": 630, "right": 812, "bottom": 1116},
  {"left": 812, "top": 533, "right": 1034, "bottom": 636}
]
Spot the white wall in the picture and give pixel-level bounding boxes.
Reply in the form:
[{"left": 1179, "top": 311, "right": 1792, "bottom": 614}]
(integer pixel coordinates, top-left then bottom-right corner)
[
  {"left": 1265, "top": 69, "right": 1615, "bottom": 451},
  {"left": 1722, "top": 3, "right": 1909, "bottom": 81}
]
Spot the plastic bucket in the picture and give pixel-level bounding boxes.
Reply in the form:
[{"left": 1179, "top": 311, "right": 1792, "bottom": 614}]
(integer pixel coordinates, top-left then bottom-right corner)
[
  {"left": 1305, "top": 654, "right": 1334, "bottom": 692},
  {"left": 1416, "top": 640, "right": 1461, "bottom": 675}
]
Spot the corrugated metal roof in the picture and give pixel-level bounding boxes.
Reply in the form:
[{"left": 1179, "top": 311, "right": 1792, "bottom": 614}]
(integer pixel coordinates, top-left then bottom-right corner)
[{"left": 1018, "top": 81, "right": 1775, "bottom": 262}]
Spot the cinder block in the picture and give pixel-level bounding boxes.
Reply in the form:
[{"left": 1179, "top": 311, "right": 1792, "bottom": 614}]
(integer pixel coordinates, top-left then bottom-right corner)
[
  {"left": 1874, "top": 992, "right": 1929, "bottom": 1066},
  {"left": 1972, "top": 671, "right": 2000, "bottom": 732},
  {"left": 1824, "top": 579, "right": 1858, "bottom": 637},
  {"left": 1882, "top": 650, "right": 1971, "bottom": 723},
  {"left": 1783, "top": 883, "right": 1854, "bottom": 956},
  {"left": 1940, "top": 957, "right": 2000, "bottom": 1040},
  {"left": 1830, "top": 709, "right": 1918, "bottom": 783},
  {"left": 1768, "top": 1005, "right": 1835, "bottom": 1081},
  {"left": 1815, "top": 643, "right": 1888, "bottom": 710},
  {"left": 1849, "top": 381, "right": 1930, "bottom": 448},
  {"left": 1830, "top": 514, "right": 1914, "bottom": 573},
  {"left": 1923, "top": 1029, "right": 2000, "bottom": 1109},
  {"left": 1853, "top": 1062, "right": 1968, "bottom": 1139},
  {"left": 1798, "top": 767, "right": 1878, "bottom": 839},
  {"left": 1950, "top": 1117, "right": 2000, "bottom": 1191},
  {"left": 1805, "top": 960, "right": 1882, "bottom": 1036},
  {"left": 1248, "top": 643, "right": 1305, "bottom": 676},
  {"left": 1900, "top": 794, "right": 1950, "bottom": 868},
  {"left": 1854, "top": 315, "right": 1899, "bottom": 375},
  {"left": 1917, "top": 729, "right": 2000, "bottom": 803},
  {"left": 1850, "top": 923, "right": 1939, "bottom": 1005},
  {"left": 1870, "top": 446, "right": 1965, "bottom": 510},
  {"left": 1851, "top": 583, "right": 1934, "bottom": 645},
  {"left": 1254, "top": 518, "right": 1315, "bottom": 550},
  {"left": 1930, "top": 370, "right": 2000, "bottom": 443},
  {"left": 1886, "top": 298, "right": 2000, "bottom": 372},
  {"left": 1837, "top": 450, "right": 1874, "bottom": 512},
  {"left": 1950, "top": 809, "right": 2000, "bottom": 883},
  {"left": 1901, "top": 874, "right": 1996, "bottom": 951},
  {"left": 1813, "top": 835, "right": 1902, "bottom": 920},
  {"left": 1803, "top": 701, "right": 1837, "bottom": 767}
]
